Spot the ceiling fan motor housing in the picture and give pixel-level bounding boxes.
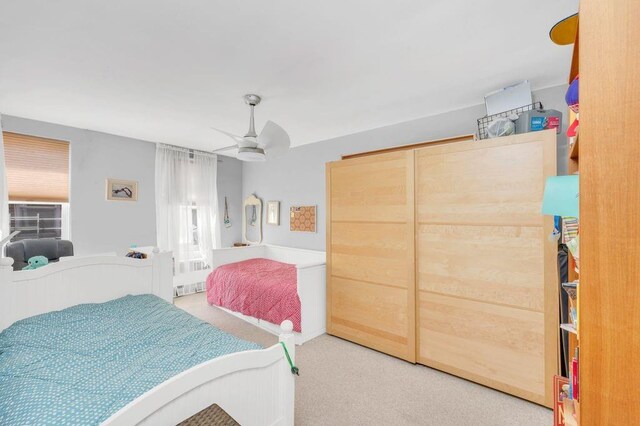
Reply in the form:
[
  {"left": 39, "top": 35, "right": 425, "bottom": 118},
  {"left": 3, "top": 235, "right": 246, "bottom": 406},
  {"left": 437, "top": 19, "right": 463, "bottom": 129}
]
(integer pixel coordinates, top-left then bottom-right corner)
[
  {"left": 237, "top": 136, "right": 258, "bottom": 149},
  {"left": 237, "top": 146, "right": 266, "bottom": 161}
]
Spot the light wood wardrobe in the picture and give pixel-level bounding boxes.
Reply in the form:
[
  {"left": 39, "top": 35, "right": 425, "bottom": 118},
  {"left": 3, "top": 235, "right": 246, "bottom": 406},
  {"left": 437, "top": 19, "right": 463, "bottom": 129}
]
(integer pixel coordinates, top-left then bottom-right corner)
[{"left": 326, "top": 130, "right": 558, "bottom": 407}]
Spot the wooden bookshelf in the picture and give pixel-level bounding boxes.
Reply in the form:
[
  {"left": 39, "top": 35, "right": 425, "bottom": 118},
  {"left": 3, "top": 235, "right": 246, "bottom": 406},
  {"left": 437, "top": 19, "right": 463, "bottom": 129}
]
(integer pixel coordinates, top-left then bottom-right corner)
[
  {"left": 559, "top": 16, "right": 581, "bottom": 426},
  {"left": 579, "top": 0, "right": 640, "bottom": 424}
]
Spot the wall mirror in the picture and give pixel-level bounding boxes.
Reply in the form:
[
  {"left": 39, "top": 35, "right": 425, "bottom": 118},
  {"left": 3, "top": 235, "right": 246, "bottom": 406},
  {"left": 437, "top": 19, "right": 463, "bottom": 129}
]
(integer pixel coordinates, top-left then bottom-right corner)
[{"left": 243, "top": 194, "right": 263, "bottom": 244}]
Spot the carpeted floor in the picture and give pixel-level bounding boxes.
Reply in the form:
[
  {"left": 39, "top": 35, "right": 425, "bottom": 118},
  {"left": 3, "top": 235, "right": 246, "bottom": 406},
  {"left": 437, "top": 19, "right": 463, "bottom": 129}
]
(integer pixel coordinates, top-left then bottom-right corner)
[{"left": 175, "top": 293, "right": 552, "bottom": 426}]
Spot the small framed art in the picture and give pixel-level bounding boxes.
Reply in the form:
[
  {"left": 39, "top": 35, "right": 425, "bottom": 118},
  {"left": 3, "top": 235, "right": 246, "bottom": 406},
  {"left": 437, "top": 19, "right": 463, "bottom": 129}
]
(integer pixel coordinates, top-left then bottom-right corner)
[
  {"left": 266, "top": 201, "right": 280, "bottom": 225},
  {"left": 106, "top": 179, "right": 138, "bottom": 201}
]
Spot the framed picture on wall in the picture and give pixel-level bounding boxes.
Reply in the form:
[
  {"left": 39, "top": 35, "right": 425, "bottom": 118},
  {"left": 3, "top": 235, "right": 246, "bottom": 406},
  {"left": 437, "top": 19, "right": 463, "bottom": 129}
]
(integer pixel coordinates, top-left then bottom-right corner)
[
  {"left": 290, "top": 205, "right": 316, "bottom": 232},
  {"left": 106, "top": 178, "right": 138, "bottom": 201},
  {"left": 266, "top": 201, "right": 280, "bottom": 225}
]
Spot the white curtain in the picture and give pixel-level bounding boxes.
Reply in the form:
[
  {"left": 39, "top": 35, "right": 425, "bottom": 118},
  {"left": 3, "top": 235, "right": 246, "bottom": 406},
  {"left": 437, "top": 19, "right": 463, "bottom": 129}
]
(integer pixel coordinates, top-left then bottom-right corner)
[
  {"left": 190, "top": 151, "right": 220, "bottom": 269},
  {"left": 155, "top": 144, "right": 220, "bottom": 274},
  {"left": 0, "top": 115, "right": 10, "bottom": 242}
]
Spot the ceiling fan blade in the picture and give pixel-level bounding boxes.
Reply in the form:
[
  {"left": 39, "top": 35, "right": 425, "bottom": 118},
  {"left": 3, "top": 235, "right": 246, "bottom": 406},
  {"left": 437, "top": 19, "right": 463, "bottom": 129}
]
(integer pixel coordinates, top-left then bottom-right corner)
[
  {"left": 257, "top": 120, "right": 290, "bottom": 158},
  {"left": 210, "top": 127, "right": 244, "bottom": 144},
  {"left": 212, "top": 144, "right": 238, "bottom": 153}
]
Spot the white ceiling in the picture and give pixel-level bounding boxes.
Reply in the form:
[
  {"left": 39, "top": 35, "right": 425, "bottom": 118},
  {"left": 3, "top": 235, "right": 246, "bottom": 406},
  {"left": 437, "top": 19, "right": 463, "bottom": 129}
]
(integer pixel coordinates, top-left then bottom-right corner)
[{"left": 0, "top": 0, "right": 578, "bottom": 151}]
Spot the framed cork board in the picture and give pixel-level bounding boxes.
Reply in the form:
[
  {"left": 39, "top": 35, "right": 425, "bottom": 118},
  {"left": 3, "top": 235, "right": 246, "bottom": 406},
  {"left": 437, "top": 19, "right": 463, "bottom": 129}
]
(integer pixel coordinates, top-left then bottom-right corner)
[{"left": 290, "top": 205, "right": 317, "bottom": 232}]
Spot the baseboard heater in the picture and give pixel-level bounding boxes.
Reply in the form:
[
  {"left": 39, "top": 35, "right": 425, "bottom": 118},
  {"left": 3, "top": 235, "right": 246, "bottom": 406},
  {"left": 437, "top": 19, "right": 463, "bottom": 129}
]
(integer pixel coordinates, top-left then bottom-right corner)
[
  {"left": 174, "top": 258, "right": 208, "bottom": 297},
  {"left": 174, "top": 281, "right": 206, "bottom": 297}
]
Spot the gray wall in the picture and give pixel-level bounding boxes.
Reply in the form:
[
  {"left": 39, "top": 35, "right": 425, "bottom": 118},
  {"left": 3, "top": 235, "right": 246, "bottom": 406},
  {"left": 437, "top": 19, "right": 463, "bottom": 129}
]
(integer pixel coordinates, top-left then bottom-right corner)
[
  {"left": 2, "top": 115, "right": 243, "bottom": 254},
  {"left": 242, "top": 84, "right": 569, "bottom": 251},
  {"left": 3, "top": 84, "right": 567, "bottom": 254}
]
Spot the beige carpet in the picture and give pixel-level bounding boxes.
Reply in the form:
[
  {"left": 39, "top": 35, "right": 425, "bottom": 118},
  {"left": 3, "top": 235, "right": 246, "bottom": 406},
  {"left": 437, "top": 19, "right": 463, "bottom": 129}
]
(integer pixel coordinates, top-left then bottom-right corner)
[{"left": 175, "top": 293, "right": 552, "bottom": 426}]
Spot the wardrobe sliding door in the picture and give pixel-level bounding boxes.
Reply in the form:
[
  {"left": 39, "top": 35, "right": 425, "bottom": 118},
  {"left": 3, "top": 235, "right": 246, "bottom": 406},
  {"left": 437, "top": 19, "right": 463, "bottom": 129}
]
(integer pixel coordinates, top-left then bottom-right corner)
[
  {"left": 326, "top": 150, "right": 416, "bottom": 362},
  {"left": 415, "top": 131, "right": 558, "bottom": 407}
]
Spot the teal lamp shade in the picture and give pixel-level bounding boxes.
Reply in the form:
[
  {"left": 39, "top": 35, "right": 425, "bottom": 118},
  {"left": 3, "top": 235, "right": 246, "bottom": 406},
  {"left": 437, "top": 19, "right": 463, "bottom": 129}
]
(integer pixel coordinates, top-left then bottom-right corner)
[{"left": 542, "top": 175, "right": 579, "bottom": 217}]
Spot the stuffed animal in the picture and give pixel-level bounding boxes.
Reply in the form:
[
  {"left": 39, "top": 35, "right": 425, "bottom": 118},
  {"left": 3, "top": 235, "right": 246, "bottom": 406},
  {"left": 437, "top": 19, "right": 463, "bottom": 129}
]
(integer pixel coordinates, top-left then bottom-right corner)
[
  {"left": 22, "top": 256, "right": 49, "bottom": 270},
  {"left": 125, "top": 250, "right": 147, "bottom": 259},
  {"left": 565, "top": 75, "right": 579, "bottom": 113}
]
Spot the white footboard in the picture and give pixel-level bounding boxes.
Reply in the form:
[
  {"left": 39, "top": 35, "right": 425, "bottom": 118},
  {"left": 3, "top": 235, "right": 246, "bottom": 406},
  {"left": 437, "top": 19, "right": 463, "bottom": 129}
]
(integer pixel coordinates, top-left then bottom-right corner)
[
  {"left": 0, "top": 249, "right": 173, "bottom": 331},
  {"left": 104, "top": 321, "right": 296, "bottom": 426}
]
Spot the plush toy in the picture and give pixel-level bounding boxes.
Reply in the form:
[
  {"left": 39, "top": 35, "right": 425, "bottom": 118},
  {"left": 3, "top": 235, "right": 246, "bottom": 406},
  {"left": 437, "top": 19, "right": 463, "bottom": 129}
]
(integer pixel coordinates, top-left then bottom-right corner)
[
  {"left": 125, "top": 250, "right": 147, "bottom": 259},
  {"left": 565, "top": 75, "right": 579, "bottom": 113},
  {"left": 22, "top": 256, "right": 49, "bottom": 270},
  {"left": 566, "top": 75, "right": 579, "bottom": 137}
]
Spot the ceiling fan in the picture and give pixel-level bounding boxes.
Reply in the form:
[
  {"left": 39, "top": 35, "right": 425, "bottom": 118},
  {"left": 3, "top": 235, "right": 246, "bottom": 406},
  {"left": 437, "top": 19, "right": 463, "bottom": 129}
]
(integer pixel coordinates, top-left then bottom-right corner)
[{"left": 211, "top": 94, "right": 290, "bottom": 162}]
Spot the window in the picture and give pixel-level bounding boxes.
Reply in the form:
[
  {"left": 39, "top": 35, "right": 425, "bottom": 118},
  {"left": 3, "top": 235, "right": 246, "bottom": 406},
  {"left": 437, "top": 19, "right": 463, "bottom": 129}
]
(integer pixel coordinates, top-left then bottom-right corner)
[
  {"left": 3, "top": 132, "right": 70, "bottom": 240},
  {"left": 155, "top": 144, "right": 218, "bottom": 296},
  {"left": 9, "top": 203, "right": 69, "bottom": 241},
  {"left": 176, "top": 203, "right": 206, "bottom": 274},
  {"left": 182, "top": 203, "right": 199, "bottom": 247}
]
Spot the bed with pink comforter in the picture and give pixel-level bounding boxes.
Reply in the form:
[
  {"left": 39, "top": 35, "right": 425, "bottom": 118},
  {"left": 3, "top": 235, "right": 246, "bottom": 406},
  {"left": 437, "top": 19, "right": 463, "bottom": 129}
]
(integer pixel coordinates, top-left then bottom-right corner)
[{"left": 206, "top": 258, "right": 302, "bottom": 332}]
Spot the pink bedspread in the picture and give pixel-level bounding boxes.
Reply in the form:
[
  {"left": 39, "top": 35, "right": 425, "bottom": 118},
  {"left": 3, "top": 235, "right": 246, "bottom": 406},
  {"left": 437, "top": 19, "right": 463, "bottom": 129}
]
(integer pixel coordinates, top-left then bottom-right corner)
[{"left": 206, "top": 258, "right": 301, "bottom": 332}]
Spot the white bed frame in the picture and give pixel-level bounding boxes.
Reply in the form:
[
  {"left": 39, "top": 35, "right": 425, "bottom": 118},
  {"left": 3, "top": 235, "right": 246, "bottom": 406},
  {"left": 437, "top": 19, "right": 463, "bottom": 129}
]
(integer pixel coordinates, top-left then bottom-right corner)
[
  {"left": 209, "top": 244, "right": 326, "bottom": 345},
  {"left": 0, "top": 250, "right": 295, "bottom": 426}
]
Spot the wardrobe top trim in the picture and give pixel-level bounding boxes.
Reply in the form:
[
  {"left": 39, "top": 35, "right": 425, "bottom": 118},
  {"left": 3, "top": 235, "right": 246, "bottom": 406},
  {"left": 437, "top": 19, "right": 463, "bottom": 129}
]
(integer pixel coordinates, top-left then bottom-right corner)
[{"left": 340, "top": 134, "right": 475, "bottom": 160}]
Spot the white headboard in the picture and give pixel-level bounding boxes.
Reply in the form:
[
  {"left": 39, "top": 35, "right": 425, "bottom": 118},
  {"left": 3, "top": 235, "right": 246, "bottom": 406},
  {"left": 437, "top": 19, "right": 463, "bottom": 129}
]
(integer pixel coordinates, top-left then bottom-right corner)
[{"left": 0, "top": 250, "right": 173, "bottom": 331}]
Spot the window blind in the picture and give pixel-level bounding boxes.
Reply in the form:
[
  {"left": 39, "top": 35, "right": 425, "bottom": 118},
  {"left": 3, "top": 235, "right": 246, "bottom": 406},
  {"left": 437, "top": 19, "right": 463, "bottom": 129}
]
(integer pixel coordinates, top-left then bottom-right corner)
[{"left": 3, "top": 132, "right": 70, "bottom": 202}]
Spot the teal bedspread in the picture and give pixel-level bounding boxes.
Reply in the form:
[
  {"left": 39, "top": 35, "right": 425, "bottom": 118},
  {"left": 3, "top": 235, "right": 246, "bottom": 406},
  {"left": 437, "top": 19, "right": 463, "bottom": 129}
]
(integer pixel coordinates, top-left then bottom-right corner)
[{"left": 0, "top": 294, "right": 261, "bottom": 425}]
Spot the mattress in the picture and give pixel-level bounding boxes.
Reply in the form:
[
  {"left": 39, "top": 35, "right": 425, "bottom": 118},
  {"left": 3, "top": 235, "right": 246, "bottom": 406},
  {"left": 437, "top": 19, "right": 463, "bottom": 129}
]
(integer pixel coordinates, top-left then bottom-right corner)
[
  {"left": 0, "top": 294, "right": 261, "bottom": 426},
  {"left": 206, "top": 258, "right": 302, "bottom": 332}
]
